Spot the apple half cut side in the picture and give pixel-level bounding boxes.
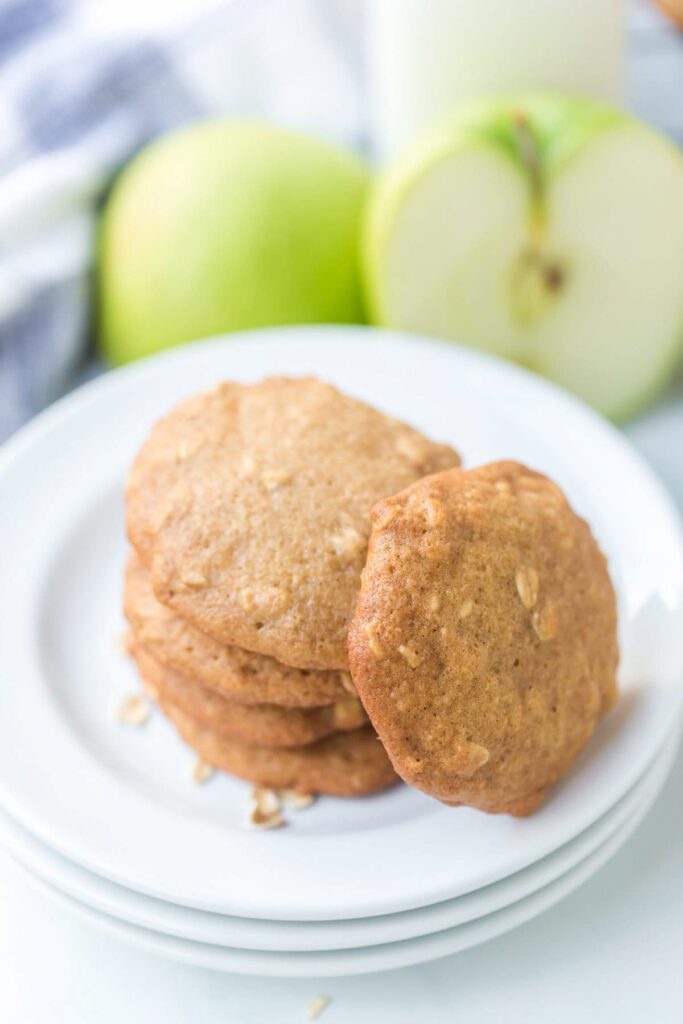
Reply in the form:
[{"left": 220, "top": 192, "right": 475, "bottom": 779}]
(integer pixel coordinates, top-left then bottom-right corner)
[{"left": 364, "top": 94, "right": 683, "bottom": 421}]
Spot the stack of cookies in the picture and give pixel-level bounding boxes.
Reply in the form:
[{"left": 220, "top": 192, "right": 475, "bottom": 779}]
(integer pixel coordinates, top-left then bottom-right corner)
[
  {"left": 123, "top": 377, "right": 460, "bottom": 798},
  {"left": 124, "top": 375, "right": 618, "bottom": 815}
]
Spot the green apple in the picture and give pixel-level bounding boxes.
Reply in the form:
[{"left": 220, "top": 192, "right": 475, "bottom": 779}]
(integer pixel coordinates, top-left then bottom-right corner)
[
  {"left": 98, "top": 121, "right": 369, "bottom": 364},
  {"left": 364, "top": 94, "right": 683, "bottom": 420}
]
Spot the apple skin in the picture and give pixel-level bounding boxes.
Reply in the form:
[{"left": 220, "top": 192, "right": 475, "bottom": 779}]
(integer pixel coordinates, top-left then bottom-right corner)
[
  {"left": 98, "top": 121, "right": 369, "bottom": 365},
  {"left": 364, "top": 93, "right": 683, "bottom": 421}
]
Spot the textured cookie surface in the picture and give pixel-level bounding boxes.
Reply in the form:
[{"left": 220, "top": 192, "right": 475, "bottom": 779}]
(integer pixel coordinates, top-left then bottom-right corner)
[
  {"left": 348, "top": 461, "right": 618, "bottom": 816},
  {"left": 126, "top": 377, "right": 459, "bottom": 669},
  {"left": 159, "top": 703, "right": 398, "bottom": 797},
  {"left": 130, "top": 639, "right": 367, "bottom": 748},
  {"left": 124, "top": 555, "right": 353, "bottom": 707}
]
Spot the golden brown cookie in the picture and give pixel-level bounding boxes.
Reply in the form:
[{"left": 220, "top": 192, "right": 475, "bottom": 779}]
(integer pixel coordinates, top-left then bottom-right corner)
[
  {"left": 124, "top": 554, "right": 353, "bottom": 707},
  {"left": 130, "top": 638, "right": 367, "bottom": 748},
  {"left": 126, "top": 377, "right": 459, "bottom": 670},
  {"left": 348, "top": 461, "right": 618, "bottom": 816},
  {"left": 158, "top": 701, "right": 398, "bottom": 797}
]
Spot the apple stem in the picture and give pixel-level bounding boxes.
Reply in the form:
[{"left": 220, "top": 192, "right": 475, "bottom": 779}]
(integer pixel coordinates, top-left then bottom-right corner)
[{"left": 507, "top": 110, "right": 567, "bottom": 329}]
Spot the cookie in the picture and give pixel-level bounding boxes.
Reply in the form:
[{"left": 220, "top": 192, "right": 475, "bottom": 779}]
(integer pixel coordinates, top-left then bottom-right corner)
[
  {"left": 158, "top": 701, "right": 398, "bottom": 797},
  {"left": 130, "top": 638, "right": 367, "bottom": 748},
  {"left": 126, "top": 377, "right": 459, "bottom": 669},
  {"left": 348, "top": 461, "right": 618, "bottom": 816},
  {"left": 124, "top": 554, "right": 353, "bottom": 707}
]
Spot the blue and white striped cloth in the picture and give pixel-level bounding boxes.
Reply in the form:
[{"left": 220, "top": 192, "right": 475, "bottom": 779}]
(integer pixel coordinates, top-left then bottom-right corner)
[
  {"left": 0, "top": 0, "right": 680, "bottom": 441},
  {"left": 0, "top": 0, "right": 365, "bottom": 440}
]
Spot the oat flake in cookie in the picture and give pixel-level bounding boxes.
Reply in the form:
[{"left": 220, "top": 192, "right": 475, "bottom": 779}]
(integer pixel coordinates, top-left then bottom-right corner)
[
  {"left": 348, "top": 461, "right": 618, "bottom": 816},
  {"left": 126, "top": 377, "right": 459, "bottom": 670}
]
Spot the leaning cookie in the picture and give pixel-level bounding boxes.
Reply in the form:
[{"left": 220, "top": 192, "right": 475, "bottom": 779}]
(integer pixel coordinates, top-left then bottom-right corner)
[
  {"left": 123, "top": 554, "right": 353, "bottom": 707},
  {"left": 130, "top": 639, "right": 367, "bottom": 748},
  {"left": 158, "top": 701, "right": 398, "bottom": 797},
  {"left": 348, "top": 461, "right": 618, "bottom": 816},
  {"left": 126, "top": 377, "right": 459, "bottom": 670}
]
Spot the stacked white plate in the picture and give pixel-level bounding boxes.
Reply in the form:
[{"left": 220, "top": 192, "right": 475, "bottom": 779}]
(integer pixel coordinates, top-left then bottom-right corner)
[{"left": 0, "top": 327, "right": 681, "bottom": 978}]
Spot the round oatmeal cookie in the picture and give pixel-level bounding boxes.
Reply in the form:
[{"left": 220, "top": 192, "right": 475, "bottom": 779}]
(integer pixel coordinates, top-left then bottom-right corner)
[
  {"left": 130, "top": 638, "right": 367, "bottom": 748},
  {"left": 158, "top": 702, "right": 398, "bottom": 797},
  {"left": 124, "top": 554, "right": 353, "bottom": 707},
  {"left": 126, "top": 377, "right": 459, "bottom": 670},
  {"left": 348, "top": 461, "right": 618, "bottom": 816}
]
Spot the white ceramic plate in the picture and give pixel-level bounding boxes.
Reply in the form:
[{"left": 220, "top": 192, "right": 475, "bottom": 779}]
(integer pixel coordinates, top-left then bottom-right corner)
[
  {"left": 1, "top": 326, "right": 682, "bottom": 921},
  {"left": 10, "top": 729, "right": 676, "bottom": 978},
  {"left": 0, "top": 725, "right": 676, "bottom": 953}
]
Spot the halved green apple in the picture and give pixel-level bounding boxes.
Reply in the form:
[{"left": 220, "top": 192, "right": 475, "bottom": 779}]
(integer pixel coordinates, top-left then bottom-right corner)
[{"left": 364, "top": 94, "right": 683, "bottom": 420}]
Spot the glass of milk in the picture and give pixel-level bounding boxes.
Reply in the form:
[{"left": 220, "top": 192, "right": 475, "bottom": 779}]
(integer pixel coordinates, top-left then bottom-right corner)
[{"left": 369, "top": 0, "right": 626, "bottom": 160}]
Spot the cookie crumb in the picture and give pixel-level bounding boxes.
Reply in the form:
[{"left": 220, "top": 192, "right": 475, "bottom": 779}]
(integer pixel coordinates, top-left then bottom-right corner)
[
  {"left": 398, "top": 644, "right": 421, "bottom": 669},
  {"left": 239, "top": 585, "right": 290, "bottom": 616},
  {"left": 330, "top": 524, "right": 365, "bottom": 559},
  {"left": 239, "top": 588, "right": 256, "bottom": 612},
  {"left": 179, "top": 570, "right": 207, "bottom": 588},
  {"left": 278, "top": 789, "right": 316, "bottom": 810},
  {"left": 240, "top": 454, "right": 256, "bottom": 477},
  {"left": 515, "top": 566, "right": 539, "bottom": 610},
  {"left": 461, "top": 742, "right": 490, "bottom": 774},
  {"left": 306, "top": 995, "right": 330, "bottom": 1020},
  {"left": 252, "top": 786, "right": 280, "bottom": 815},
  {"left": 531, "top": 604, "right": 558, "bottom": 641},
  {"left": 116, "top": 693, "right": 150, "bottom": 726},
  {"left": 335, "top": 699, "right": 365, "bottom": 729},
  {"left": 190, "top": 760, "right": 214, "bottom": 784},
  {"left": 248, "top": 787, "right": 286, "bottom": 829},
  {"left": 458, "top": 599, "right": 473, "bottom": 619},
  {"left": 339, "top": 671, "right": 357, "bottom": 696},
  {"left": 262, "top": 469, "right": 292, "bottom": 491},
  {"left": 423, "top": 499, "right": 445, "bottom": 528},
  {"left": 250, "top": 807, "right": 286, "bottom": 829},
  {"left": 364, "top": 624, "right": 385, "bottom": 660},
  {"left": 176, "top": 439, "right": 198, "bottom": 461}
]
